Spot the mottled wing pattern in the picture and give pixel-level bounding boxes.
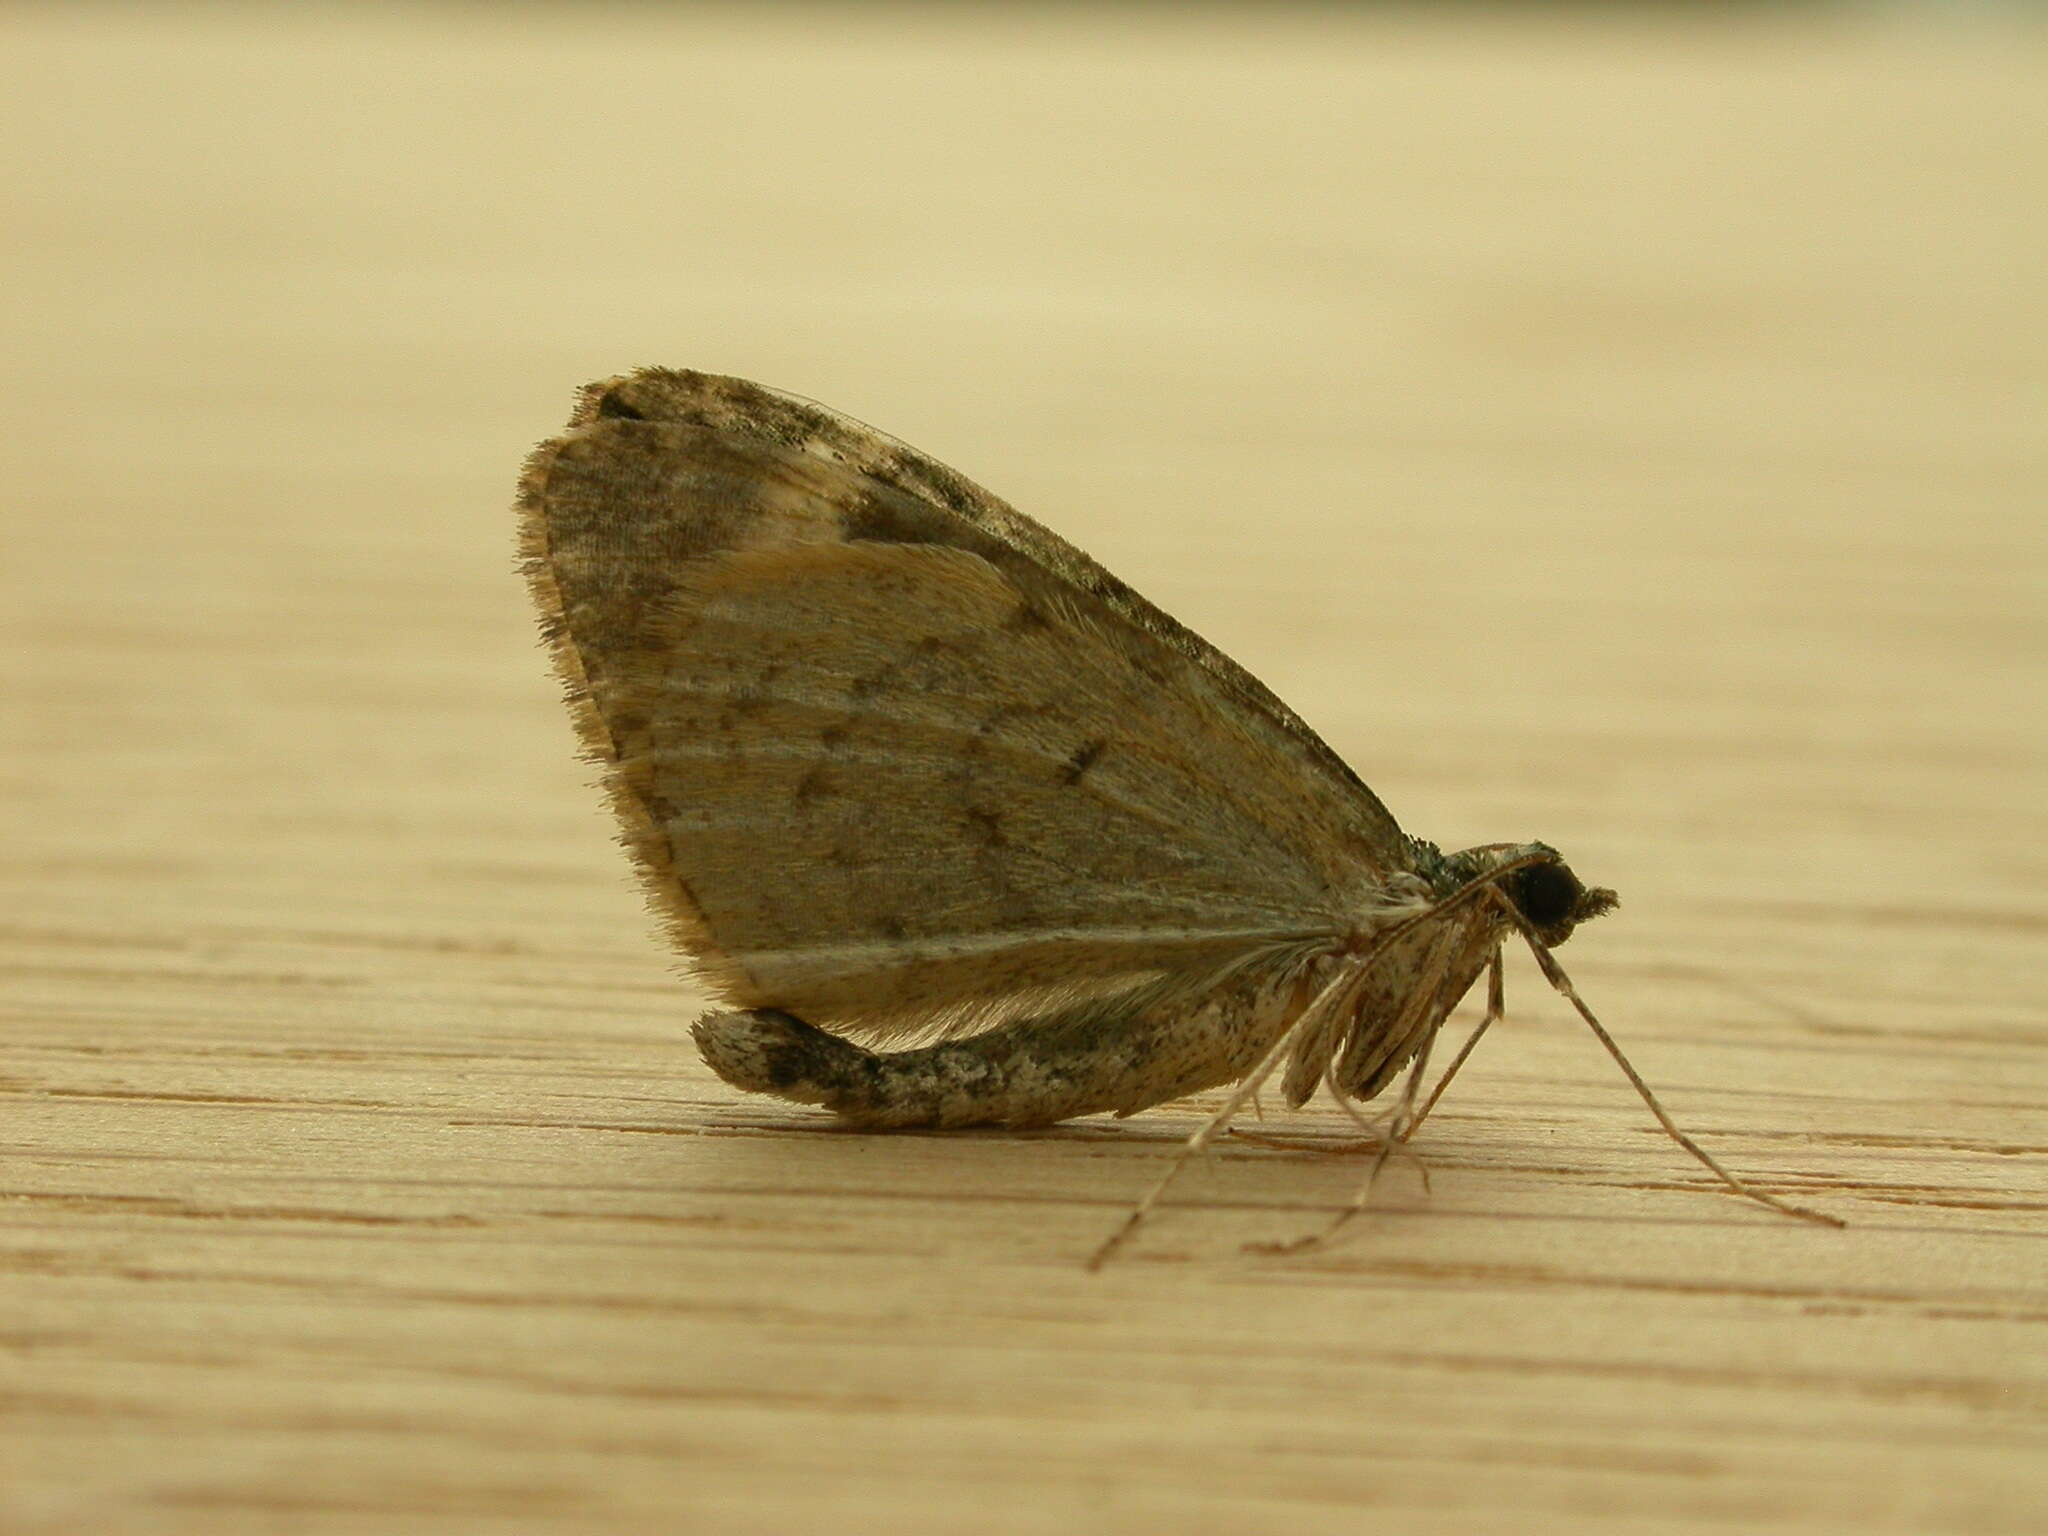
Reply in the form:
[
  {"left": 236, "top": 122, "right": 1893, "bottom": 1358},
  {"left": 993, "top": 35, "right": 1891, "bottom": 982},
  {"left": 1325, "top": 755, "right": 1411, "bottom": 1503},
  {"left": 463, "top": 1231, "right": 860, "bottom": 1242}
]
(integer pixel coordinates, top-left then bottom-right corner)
[{"left": 519, "top": 369, "right": 1415, "bottom": 1035}]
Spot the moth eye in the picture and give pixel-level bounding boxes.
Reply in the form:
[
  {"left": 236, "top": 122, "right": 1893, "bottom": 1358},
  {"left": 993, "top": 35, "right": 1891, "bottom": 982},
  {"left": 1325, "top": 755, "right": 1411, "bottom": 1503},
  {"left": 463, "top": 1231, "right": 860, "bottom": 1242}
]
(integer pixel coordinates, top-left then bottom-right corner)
[
  {"left": 1506, "top": 860, "right": 1581, "bottom": 932},
  {"left": 594, "top": 389, "right": 647, "bottom": 421}
]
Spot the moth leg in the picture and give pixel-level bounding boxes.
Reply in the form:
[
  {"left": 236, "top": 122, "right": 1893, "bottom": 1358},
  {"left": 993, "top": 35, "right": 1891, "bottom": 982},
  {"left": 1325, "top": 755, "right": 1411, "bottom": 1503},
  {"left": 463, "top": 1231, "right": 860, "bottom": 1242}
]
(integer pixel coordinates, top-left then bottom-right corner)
[
  {"left": 1404, "top": 948, "right": 1505, "bottom": 1141},
  {"left": 1245, "top": 1029, "right": 1442, "bottom": 1258},
  {"left": 1322, "top": 1061, "right": 1433, "bottom": 1195},
  {"left": 691, "top": 988, "right": 1282, "bottom": 1132},
  {"left": 1283, "top": 947, "right": 1507, "bottom": 1192},
  {"left": 1087, "top": 963, "right": 1371, "bottom": 1269},
  {"left": 1242, "top": 930, "right": 1469, "bottom": 1257},
  {"left": 1223, "top": 1088, "right": 1400, "bottom": 1159},
  {"left": 1510, "top": 923, "right": 1844, "bottom": 1227}
]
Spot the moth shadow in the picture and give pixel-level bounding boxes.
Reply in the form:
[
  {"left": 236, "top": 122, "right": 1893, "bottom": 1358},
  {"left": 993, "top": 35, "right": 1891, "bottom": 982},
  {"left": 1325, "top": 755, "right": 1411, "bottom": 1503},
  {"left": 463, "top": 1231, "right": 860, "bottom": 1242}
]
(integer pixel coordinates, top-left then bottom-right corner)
[{"left": 671, "top": 1100, "right": 1454, "bottom": 1260}]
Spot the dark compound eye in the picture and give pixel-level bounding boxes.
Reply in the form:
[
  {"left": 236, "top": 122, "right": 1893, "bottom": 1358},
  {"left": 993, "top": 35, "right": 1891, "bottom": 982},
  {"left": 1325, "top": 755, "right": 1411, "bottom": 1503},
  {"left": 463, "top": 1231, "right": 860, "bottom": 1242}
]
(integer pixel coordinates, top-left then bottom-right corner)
[{"left": 1506, "top": 860, "right": 1582, "bottom": 932}]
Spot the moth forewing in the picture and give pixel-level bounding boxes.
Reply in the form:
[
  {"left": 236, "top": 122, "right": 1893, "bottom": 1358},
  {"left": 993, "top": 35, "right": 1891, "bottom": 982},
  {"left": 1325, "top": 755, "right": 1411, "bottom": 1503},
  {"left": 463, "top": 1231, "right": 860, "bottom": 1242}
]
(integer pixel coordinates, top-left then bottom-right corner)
[{"left": 526, "top": 401, "right": 1392, "bottom": 1045}]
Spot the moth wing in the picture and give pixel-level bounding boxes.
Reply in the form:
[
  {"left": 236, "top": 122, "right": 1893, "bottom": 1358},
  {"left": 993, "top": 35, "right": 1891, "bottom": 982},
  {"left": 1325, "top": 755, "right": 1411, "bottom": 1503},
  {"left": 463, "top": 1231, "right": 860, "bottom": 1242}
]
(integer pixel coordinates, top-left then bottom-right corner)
[{"left": 521, "top": 369, "right": 1413, "bottom": 1035}]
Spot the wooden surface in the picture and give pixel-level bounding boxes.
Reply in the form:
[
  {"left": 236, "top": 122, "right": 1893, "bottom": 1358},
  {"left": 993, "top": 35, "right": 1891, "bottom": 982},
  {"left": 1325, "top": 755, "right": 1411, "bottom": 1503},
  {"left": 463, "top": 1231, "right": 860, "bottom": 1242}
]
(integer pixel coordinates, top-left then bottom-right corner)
[{"left": 3, "top": 6, "right": 2044, "bottom": 1533}]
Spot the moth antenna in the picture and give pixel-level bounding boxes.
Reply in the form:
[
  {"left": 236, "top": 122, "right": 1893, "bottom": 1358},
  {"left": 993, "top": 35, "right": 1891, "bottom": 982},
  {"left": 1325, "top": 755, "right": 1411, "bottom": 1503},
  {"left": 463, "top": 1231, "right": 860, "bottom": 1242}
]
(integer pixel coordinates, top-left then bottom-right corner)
[
  {"left": 1406, "top": 947, "right": 1505, "bottom": 1140},
  {"left": 1510, "top": 921, "right": 1844, "bottom": 1228}
]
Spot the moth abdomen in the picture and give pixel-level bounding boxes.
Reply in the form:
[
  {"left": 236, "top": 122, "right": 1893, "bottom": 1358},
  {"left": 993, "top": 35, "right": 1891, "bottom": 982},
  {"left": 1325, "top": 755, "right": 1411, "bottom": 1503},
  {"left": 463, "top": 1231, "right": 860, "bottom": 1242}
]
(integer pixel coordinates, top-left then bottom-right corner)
[{"left": 692, "top": 967, "right": 1300, "bottom": 1132}]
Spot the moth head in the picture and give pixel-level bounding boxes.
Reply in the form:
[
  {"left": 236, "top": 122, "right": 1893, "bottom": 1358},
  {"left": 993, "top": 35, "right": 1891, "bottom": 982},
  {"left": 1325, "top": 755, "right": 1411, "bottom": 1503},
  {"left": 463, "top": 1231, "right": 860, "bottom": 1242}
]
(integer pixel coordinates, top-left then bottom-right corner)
[
  {"left": 1440, "top": 842, "right": 1616, "bottom": 947},
  {"left": 1499, "top": 850, "right": 1617, "bottom": 947}
]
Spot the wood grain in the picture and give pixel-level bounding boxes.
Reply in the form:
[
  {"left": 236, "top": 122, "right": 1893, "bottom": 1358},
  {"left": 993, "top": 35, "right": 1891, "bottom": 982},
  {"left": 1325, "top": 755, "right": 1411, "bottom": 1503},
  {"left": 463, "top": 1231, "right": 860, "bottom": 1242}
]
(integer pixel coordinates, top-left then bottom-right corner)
[{"left": 2, "top": 6, "right": 2042, "bottom": 1533}]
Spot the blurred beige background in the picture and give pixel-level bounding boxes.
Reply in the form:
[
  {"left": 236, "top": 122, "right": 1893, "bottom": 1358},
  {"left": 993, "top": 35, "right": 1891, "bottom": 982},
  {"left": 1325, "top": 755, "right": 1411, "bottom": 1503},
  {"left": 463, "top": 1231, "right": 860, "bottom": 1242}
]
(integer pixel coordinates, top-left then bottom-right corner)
[{"left": 2, "top": 4, "right": 2044, "bottom": 1533}]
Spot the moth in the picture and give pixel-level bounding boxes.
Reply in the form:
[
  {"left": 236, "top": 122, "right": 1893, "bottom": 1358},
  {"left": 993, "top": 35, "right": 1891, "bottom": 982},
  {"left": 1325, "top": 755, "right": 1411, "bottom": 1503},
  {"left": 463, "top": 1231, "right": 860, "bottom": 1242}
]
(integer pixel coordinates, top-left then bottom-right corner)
[{"left": 518, "top": 368, "right": 1838, "bottom": 1263}]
